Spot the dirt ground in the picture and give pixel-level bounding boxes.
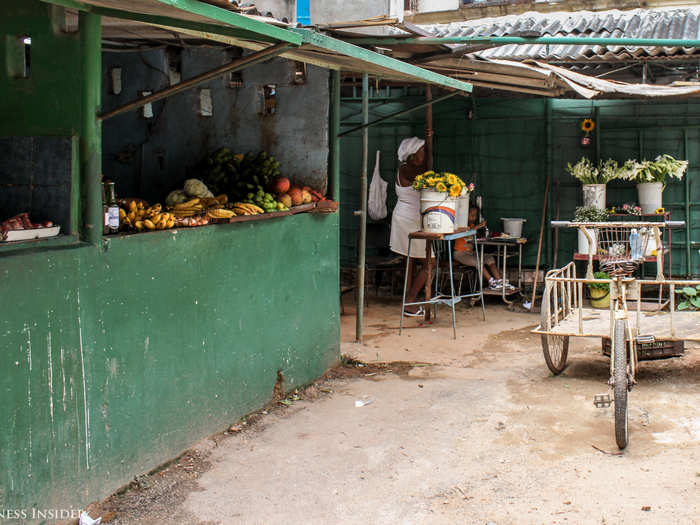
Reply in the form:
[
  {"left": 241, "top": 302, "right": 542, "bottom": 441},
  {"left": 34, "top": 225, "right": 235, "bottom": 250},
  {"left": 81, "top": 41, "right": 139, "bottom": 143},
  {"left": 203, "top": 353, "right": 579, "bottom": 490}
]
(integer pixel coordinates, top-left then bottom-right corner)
[{"left": 89, "top": 296, "right": 699, "bottom": 525}]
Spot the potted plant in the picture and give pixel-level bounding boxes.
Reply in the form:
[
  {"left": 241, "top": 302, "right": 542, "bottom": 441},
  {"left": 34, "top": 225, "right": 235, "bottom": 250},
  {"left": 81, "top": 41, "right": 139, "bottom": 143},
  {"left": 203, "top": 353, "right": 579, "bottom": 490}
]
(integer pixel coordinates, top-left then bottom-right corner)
[
  {"left": 573, "top": 205, "right": 609, "bottom": 254},
  {"left": 412, "top": 171, "right": 473, "bottom": 233},
  {"left": 675, "top": 285, "right": 700, "bottom": 310},
  {"left": 589, "top": 271, "right": 611, "bottom": 308},
  {"left": 566, "top": 157, "right": 619, "bottom": 209},
  {"left": 618, "top": 155, "right": 688, "bottom": 214}
]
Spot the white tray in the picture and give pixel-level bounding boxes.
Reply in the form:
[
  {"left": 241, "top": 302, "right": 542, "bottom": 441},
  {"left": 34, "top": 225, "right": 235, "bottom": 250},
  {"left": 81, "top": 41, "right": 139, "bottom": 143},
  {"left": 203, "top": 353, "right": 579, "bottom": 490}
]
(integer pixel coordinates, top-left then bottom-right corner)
[{"left": 1, "top": 225, "right": 61, "bottom": 242}]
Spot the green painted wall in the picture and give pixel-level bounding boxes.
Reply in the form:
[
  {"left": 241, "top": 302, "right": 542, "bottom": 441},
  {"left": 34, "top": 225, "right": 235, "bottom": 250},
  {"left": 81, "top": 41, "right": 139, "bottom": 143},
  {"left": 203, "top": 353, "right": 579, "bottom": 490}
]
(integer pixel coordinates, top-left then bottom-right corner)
[
  {"left": 340, "top": 94, "right": 700, "bottom": 277},
  {"left": 1, "top": 1, "right": 340, "bottom": 517},
  {"left": 1, "top": 215, "right": 339, "bottom": 515}
]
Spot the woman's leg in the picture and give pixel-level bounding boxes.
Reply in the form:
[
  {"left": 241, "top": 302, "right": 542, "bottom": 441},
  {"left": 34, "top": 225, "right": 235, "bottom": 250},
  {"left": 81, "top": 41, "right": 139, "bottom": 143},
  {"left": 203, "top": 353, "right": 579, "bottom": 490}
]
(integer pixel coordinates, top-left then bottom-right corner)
[{"left": 404, "top": 257, "right": 434, "bottom": 312}]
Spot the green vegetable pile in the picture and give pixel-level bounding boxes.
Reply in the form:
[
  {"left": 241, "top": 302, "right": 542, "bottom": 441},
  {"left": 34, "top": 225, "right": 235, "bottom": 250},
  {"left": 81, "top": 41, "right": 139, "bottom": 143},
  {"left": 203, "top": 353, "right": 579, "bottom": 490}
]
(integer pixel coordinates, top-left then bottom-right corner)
[
  {"left": 202, "top": 148, "right": 281, "bottom": 203},
  {"left": 589, "top": 271, "right": 610, "bottom": 291}
]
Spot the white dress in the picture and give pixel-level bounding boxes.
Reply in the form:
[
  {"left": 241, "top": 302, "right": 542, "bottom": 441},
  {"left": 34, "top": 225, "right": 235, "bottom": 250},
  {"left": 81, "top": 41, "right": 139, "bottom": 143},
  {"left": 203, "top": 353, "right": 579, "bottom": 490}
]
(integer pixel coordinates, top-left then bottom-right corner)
[{"left": 390, "top": 174, "right": 426, "bottom": 258}]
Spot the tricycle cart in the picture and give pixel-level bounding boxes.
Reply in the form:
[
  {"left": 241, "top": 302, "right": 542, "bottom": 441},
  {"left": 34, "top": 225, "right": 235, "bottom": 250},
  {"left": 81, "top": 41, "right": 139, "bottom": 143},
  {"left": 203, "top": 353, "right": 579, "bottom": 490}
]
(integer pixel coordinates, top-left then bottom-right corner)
[{"left": 532, "top": 220, "right": 699, "bottom": 449}]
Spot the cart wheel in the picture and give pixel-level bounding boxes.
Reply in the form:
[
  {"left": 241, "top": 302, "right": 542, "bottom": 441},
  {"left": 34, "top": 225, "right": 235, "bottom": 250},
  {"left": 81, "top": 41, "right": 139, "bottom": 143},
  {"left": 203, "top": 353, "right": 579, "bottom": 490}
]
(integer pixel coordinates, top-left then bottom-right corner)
[
  {"left": 613, "top": 318, "right": 629, "bottom": 450},
  {"left": 541, "top": 334, "right": 570, "bottom": 375}
]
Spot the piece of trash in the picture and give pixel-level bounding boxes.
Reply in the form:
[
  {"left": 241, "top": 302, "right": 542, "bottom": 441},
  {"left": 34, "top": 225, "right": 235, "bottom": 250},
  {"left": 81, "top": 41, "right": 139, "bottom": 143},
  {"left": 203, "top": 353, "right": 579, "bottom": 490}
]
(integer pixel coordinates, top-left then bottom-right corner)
[
  {"left": 355, "top": 395, "right": 375, "bottom": 408},
  {"left": 418, "top": 384, "right": 424, "bottom": 388},
  {"left": 495, "top": 421, "right": 506, "bottom": 431},
  {"left": 228, "top": 425, "right": 242, "bottom": 433},
  {"left": 79, "top": 512, "right": 102, "bottom": 525},
  {"left": 564, "top": 501, "right": 571, "bottom": 505},
  {"left": 523, "top": 301, "right": 532, "bottom": 310},
  {"left": 431, "top": 329, "right": 437, "bottom": 332},
  {"left": 591, "top": 444, "right": 623, "bottom": 456},
  {"left": 279, "top": 399, "right": 293, "bottom": 406},
  {"left": 641, "top": 506, "right": 651, "bottom": 512}
]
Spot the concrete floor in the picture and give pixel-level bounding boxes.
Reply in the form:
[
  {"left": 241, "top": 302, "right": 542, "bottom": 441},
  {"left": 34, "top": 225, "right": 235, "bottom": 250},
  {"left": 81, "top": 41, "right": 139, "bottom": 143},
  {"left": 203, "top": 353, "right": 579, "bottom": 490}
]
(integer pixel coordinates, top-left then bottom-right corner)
[{"left": 115, "top": 298, "right": 700, "bottom": 524}]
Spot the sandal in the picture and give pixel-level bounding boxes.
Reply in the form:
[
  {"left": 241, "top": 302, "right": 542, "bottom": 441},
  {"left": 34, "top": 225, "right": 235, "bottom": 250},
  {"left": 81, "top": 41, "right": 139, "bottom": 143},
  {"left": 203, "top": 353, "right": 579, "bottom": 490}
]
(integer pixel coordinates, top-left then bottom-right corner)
[{"left": 403, "top": 307, "right": 425, "bottom": 317}]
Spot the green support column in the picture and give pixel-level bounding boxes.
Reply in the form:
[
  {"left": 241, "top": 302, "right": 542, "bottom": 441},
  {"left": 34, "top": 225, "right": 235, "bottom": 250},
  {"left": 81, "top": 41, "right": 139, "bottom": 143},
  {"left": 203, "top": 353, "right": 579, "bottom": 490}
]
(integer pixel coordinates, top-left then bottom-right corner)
[
  {"left": 329, "top": 70, "right": 340, "bottom": 201},
  {"left": 80, "top": 11, "right": 102, "bottom": 245},
  {"left": 355, "top": 73, "right": 368, "bottom": 343}
]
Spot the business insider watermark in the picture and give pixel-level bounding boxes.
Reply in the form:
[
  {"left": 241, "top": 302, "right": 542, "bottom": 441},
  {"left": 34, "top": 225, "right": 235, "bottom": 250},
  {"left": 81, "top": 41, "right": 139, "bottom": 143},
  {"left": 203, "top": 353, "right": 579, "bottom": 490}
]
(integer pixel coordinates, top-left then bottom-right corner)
[{"left": 0, "top": 507, "right": 84, "bottom": 521}]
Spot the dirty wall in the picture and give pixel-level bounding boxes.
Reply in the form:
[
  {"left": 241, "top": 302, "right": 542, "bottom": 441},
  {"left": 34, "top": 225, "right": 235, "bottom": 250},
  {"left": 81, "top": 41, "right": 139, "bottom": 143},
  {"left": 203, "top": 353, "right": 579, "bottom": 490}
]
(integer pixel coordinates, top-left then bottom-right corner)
[{"left": 0, "top": 1, "right": 339, "bottom": 517}]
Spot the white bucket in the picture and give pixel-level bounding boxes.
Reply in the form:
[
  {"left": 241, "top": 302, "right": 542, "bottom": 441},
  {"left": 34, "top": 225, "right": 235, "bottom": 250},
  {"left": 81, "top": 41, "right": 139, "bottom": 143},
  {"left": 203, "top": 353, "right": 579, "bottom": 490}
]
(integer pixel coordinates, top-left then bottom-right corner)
[
  {"left": 420, "top": 190, "right": 457, "bottom": 233},
  {"left": 578, "top": 228, "right": 597, "bottom": 255},
  {"left": 637, "top": 182, "right": 663, "bottom": 214},
  {"left": 582, "top": 184, "right": 606, "bottom": 209},
  {"left": 501, "top": 218, "right": 526, "bottom": 238},
  {"left": 455, "top": 196, "right": 470, "bottom": 229}
]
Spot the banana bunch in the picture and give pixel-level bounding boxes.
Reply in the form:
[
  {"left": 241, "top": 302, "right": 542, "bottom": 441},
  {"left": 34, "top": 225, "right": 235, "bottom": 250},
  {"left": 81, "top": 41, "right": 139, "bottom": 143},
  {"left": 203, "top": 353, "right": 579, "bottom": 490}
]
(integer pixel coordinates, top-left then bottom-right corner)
[
  {"left": 120, "top": 201, "right": 176, "bottom": 231},
  {"left": 170, "top": 194, "right": 228, "bottom": 217},
  {"left": 231, "top": 202, "right": 264, "bottom": 216},
  {"left": 207, "top": 208, "right": 235, "bottom": 219}
]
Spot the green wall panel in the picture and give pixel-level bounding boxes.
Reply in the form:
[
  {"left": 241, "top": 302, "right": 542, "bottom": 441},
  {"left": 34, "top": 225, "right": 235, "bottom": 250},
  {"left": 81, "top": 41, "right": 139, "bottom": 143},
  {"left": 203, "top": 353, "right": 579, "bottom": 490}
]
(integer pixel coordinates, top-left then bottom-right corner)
[
  {"left": 1, "top": 214, "right": 340, "bottom": 514},
  {"left": 340, "top": 96, "right": 700, "bottom": 276}
]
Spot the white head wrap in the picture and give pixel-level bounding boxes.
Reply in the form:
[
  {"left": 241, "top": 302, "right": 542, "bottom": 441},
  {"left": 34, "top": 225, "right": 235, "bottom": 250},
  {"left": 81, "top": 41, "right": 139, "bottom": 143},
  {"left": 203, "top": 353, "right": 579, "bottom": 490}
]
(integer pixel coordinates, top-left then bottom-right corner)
[{"left": 397, "top": 137, "right": 425, "bottom": 163}]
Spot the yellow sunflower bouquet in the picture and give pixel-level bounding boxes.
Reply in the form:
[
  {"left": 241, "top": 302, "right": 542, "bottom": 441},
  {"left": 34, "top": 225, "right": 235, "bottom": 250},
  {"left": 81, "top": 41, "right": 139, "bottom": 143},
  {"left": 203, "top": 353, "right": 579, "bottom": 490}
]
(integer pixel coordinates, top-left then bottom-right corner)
[{"left": 412, "top": 171, "right": 474, "bottom": 198}]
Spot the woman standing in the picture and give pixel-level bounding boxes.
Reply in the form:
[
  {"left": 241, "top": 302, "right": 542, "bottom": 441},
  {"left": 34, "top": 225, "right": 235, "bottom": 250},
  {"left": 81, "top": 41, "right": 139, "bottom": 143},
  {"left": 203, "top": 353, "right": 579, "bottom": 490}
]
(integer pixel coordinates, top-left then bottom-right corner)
[{"left": 390, "top": 137, "right": 430, "bottom": 316}]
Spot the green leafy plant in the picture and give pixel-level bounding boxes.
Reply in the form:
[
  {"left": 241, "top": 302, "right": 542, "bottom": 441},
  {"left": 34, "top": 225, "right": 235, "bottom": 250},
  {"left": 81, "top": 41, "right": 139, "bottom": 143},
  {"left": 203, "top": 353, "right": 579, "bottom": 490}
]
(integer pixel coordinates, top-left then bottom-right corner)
[
  {"left": 675, "top": 285, "right": 700, "bottom": 310},
  {"left": 618, "top": 155, "right": 688, "bottom": 184},
  {"left": 574, "top": 206, "right": 609, "bottom": 222},
  {"left": 589, "top": 271, "right": 610, "bottom": 291},
  {"left": 566, "top": 157, "right": 620, "bottom": 184}
]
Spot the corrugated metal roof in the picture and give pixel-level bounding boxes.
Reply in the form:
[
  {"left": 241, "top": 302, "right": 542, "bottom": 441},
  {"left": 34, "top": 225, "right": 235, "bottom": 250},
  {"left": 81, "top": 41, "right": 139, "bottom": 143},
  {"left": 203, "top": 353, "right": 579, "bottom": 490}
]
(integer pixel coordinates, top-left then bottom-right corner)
[{"left": 416, "top": 7, "right": 700, "bottom": 62}]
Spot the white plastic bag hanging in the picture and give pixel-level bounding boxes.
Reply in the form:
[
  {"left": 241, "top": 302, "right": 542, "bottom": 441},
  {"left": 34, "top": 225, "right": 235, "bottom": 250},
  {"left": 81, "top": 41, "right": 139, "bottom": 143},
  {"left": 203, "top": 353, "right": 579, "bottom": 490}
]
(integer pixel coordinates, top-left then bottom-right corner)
[{"left": 368, "top": 150, "right": 388, "bottom": 220}]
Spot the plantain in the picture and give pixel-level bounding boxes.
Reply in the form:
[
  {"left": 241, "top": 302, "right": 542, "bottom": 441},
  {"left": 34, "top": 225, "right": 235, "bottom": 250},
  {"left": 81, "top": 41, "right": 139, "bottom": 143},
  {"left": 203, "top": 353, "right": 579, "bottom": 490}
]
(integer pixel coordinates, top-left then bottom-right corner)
[
  {"left": 159, "top": 216, "right": 168, "bottom": 229},
  {"left": 127, "top": 210, "right": 136, "bottom": 222},
  {"left": 166, "top": 218, "right": 175, "bottom": 229},
  {"left": 137, "top": 201, "right": 145, "bottom": 210},
  {"left": 151, "top": 213, "right": 162, "bottom": 224},
  {"left": 174, "top": 198, "right": 200, "bottom": 210},
  {"left": 128, "top": 200, "right": 138, "bottom": 213},
  {"left": 207, "top": 209, "right": 235, "bottom": 219},
  {"left": 215, "top": 194, "right": 228, "bottom": 205},
  {"left": 134, "top": 220, "right": 144, "bottom": 231},
  {"left": 144, "top": 219, "right": 156, "bottom": 230},
  {"left": 150, "top": 203, "right": 162, "bottom": 213},
  {"left": 119, "top": 208, "right": 127, "bottom": 221}
]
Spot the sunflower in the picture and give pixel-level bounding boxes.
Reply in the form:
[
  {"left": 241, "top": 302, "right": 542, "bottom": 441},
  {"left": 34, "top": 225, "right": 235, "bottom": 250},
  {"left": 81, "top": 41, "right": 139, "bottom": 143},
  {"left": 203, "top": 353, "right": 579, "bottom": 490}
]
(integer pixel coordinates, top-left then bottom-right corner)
[
  {"left": 449, "top": 184, "right": 461, "bottom": 197},
  {"left": 415, "top": 174, "right": 423, "bottom": 182},
  {"left": 655, "top": 207, "right": 665, "bottom": 214},
  {"left": 581, "top": 118, "right": 595, "bottom": 133},
  {"left": 436, "top": 182, "right": 447, "bottom": 192},
  {"left": 446, "top": 173, "right": 458, "bottom": 186}
]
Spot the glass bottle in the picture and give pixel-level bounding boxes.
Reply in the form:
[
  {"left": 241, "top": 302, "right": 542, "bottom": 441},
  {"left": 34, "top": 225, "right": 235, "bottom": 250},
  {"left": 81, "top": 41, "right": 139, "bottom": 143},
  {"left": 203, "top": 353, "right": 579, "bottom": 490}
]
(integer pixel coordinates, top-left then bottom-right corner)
[
  {"left": 102, "top": 182, "right": 110, "bottom": 234},
  {"left": 106, "top": 182, "right": 120, "bottom": 234}
]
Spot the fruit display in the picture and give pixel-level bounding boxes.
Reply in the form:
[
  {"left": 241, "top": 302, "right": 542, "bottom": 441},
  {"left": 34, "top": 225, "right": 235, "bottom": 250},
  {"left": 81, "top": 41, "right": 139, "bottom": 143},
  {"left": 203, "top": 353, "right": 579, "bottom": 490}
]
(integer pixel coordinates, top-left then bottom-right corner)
[
  {"left": 169, "top": 195, "right": 229, "bottom": 218},
  {"left": 119, "top": 200, "right": 176, "bottom": 231},
  {"left": 230, "top": 202, "right": 265, "bottom": 216},
  {"left": 203, "top": 149, "right": 279, "bottom": 201},
  {"left": 277, "top": 182, "right": 326, "bottom": 207}
]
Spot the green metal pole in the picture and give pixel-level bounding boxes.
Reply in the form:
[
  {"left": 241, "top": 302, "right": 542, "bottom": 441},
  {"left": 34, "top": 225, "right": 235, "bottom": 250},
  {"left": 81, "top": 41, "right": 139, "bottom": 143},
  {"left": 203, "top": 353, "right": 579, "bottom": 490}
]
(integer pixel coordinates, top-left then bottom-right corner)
[
  {"left": 594, "top": 106, "right": 600, "bottom": 165},
  {"left": 684, "top": 130, "right": 692, "bottom": 276},
  {"left": 80, "top": 11, "right": 102, "bottom": 246},
  {"left": 545, "top": 98, "right": 553, "bottom": 269},
  {"left": 329, "top": 70, "right": 341, "bottom": 201},
  {"left": 356, "top": 73, "right": 369, "bottom": 343}
]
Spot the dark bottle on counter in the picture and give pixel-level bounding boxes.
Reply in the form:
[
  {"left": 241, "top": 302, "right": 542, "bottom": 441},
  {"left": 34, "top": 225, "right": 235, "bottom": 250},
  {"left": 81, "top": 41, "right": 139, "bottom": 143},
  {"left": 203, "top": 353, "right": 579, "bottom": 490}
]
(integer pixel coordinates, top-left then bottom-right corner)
[{"left": 106, "top": 182, "right": 120, "bottom": 233}]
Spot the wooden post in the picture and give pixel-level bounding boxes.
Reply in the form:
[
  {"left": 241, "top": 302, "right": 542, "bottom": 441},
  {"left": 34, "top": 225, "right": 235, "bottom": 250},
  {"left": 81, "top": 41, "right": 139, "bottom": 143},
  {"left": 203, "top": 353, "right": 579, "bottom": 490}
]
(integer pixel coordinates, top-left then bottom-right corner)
[
  {"left": 425, "top": 85, "right": 433, "bottom": 170},
  {"left": 355, "top": 73, "right": 369, "bottom": 343}
]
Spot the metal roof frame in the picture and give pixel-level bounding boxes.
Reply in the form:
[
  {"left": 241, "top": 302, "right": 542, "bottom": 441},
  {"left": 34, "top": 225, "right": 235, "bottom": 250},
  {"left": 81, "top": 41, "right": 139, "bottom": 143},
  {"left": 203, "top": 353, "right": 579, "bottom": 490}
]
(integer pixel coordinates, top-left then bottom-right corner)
[{"left": 41, "top": 0, "right": 473, "bottom": 93}]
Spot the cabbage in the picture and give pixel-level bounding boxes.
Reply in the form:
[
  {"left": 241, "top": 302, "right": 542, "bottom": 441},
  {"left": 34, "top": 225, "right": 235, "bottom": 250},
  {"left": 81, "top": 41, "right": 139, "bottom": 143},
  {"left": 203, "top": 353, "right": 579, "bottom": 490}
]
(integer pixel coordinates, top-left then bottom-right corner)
[
  {"left": 165, "top": 189, "right": 188, "bottom": 206},
  {"left": 183, "top": 178, "right": 214, "bottom": 198}
]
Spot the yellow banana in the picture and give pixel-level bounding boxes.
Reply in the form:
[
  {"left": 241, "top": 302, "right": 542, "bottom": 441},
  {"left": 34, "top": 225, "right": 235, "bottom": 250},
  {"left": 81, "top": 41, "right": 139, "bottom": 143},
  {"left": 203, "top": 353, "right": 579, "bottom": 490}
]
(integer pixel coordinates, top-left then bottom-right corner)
[
  {"left": 135, "top": 220, "right": 144, "bottom": 231},
  {"left": 144, "top": 219, "right": 156, "bottom": 230},
  {"left": 166, "top": 218, "right": 175, "bottom": 228},
  {"left": 127, "top": 210, "right": 136, "bottom": 222},
  {"left": 128, "top": 200, "right": 138, "bottom": 213},
  {"left": 174, "top": 198, "right": 200, "bottom": 210},
  {"left": 119, "top": 208, "right": 127, "bottom": 221}
]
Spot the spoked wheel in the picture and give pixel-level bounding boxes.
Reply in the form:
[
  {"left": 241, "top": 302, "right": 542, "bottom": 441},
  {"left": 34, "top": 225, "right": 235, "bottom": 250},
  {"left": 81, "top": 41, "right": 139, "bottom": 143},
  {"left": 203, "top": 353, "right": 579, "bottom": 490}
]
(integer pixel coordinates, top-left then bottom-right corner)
[
  {"left": 541, "top": 334, "right": 570, "bottom": 375},
  {"left": 613, "top": 318, "right": 629, "bottom": 449},
  {"left": 540, "top": 298, "right": 569, "bottom": 374}
]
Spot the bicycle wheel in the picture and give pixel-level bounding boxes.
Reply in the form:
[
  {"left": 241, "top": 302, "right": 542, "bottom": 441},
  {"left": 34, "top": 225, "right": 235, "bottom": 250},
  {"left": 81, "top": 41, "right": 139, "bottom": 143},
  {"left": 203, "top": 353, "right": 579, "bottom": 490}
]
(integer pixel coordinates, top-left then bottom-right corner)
[
  {"left": 541, "top": 334, "right": 570, "bottom": 375},
  {"left": 540, "top": 299, "right": 569, "bottom": 374},
  {"left": 613, "top": 318, "right": 629, "bottom": 449}
]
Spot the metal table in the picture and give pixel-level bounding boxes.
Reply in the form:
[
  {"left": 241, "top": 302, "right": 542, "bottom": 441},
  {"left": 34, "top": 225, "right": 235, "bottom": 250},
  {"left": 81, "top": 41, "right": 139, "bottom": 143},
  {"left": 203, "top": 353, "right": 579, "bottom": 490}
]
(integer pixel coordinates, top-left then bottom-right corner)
[
  {"left": 477, "top": 236, "right": 526, "bottom": 304},
  {"left": 400, "top": 228, "right": 485, "bottom": 339}
]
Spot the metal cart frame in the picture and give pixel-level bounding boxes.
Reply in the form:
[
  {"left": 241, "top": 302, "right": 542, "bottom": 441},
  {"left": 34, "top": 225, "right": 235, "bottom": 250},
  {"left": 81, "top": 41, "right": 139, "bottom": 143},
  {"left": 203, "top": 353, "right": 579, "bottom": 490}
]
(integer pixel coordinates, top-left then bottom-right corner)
[{"left": 532, "top": 221, "right": 698, "bottom": 449}]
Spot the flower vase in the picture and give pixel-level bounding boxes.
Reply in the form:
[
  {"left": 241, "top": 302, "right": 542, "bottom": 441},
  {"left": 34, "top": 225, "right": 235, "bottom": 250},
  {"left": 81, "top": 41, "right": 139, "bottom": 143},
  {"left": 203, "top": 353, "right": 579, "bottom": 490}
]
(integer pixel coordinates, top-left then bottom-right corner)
[
  {"left": 582, "top": 184, "right": 606, "bottom": 209},
  {"left": 637, "top": 182, "right": 663, "bottom": 214}
]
